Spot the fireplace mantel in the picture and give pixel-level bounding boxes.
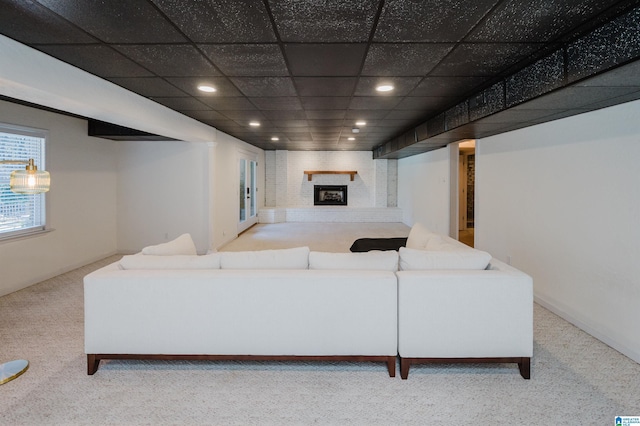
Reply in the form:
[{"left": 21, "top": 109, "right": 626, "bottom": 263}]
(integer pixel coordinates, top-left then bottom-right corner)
[{"left": 304, "top": 170, "right": 357, "bottom": 181}]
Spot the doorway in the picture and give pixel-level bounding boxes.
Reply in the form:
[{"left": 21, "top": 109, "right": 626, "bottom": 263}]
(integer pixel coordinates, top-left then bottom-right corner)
[
  {"left": 458, "top": 140, "right": 475, "bottom": 247},
  {"left": 238, "top": 154, "right": 258, "bottom": 234}
]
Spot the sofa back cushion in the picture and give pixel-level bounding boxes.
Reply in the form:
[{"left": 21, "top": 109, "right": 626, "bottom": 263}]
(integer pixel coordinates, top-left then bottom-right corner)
[
  {"left": 309, "top": 250, "right": 399, "bottom": 272},
  {"left": 405, "top": 223, "right": 440, "bottom": 250},
  {"left": 141, "top": 233, "right": 197, "bottom": 256},
  {"left": 119, "top": 254, "right": 221, "bottom": 270},
  {"left": 220, "top": 246, "right": 310, "bottom": 269},
  {"left": 399, "top": 247, "right": 492, "bottom": 270}
]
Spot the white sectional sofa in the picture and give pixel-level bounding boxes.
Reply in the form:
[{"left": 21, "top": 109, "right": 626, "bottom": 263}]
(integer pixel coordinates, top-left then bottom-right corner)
[
  {"left": 396, "top": 224, "right": 533, "bottom": 379},
  {"left": 84, "top": 245, "right": 399, "bottom": 376},
  {"left": 84, "top": 229, "right": 533, "bottom": 379}
]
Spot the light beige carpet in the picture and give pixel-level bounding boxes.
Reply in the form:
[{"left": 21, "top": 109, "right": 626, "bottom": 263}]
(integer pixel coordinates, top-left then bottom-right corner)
[
  {"left": 1, "top": 223, "right": 639, "bottom": 425},
  {"left": 219, "top": 222, "right": 410, "bottom": 252}
]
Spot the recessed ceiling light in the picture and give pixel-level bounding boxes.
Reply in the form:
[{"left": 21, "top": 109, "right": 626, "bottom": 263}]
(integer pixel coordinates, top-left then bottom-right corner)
[
  {"left": 271, "top": 136, "right": 279, "bottom": 141},
  {"left": 348, "top": 137, "right": 355, "bottom": 141},
  {"left": 355, "top": 121, "right": 366, "bottom": 126},
  {"left": 197, "top": 85, "right": 216, "bottom": 93},
  {"left": 249, "top": 121, "right": 260, "bottom": 127},
  {"left": 376, "top": 84, "right": 394, "bottom": 92}
]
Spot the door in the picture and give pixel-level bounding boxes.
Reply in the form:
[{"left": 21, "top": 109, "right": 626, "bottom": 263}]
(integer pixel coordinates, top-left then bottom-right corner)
[{"left": 238, "top": 155, "right": 257, "bottom": 233}]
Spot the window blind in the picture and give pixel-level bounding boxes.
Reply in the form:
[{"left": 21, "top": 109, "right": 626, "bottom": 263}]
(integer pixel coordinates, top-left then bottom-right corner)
[{"left": 0, "top": 127, "right": 46, "bottom": 238}]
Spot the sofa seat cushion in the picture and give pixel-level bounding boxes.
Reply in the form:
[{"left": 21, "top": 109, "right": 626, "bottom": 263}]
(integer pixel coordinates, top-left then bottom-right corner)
[
  {"left": 399, "top": 246, "right": 492, "bottom": 270},
  {"left": 220, "top": 246, "right": 310, "bottom": 269},
  {"left": 309, "top": 251, "right": 399, "bottom": 272},
  {"left": 141, "top": 233, "right": 197, "bottom": 256},
  {"left": 119, "top": 254, "right": 221, "bottom": 270}
]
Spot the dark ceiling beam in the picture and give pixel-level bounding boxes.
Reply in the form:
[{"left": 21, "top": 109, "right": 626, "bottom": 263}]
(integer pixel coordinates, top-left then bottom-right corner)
[
  {"left": 87, "top": 119, "right": 177, "bottom": 141},
  {"left": 374, "top": 4, "right": 640, "bottom": 159}
]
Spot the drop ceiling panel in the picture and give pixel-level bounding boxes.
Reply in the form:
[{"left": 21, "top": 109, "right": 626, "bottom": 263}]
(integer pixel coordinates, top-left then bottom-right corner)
[
  {"left": 0, "top": 0, "right": 637, "bottom": 152},
  {"left": 269, "top": 0, "right": 379, "bottom": 42},
  {"left": 113, "top": 45, "right": 220, "bottom": 77},
  {"left": 37, "top": 0, "right": 187, "bottom": 43},
  {"left": 374, "top": 0, "right": 501, "bottom": 42},
  {"left": 151, "top": 0, "right": 276, "bottom": 43}
]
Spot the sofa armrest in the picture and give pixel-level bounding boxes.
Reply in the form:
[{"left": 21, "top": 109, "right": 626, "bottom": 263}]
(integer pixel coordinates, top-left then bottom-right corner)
[{"left": 397, "top": 261, "right": 533, "bottom": 358}]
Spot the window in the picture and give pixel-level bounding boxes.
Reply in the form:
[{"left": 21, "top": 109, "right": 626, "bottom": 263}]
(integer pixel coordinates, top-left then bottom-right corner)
[{"left": 0, "top": 123, "right": 47, "bottom": 240}]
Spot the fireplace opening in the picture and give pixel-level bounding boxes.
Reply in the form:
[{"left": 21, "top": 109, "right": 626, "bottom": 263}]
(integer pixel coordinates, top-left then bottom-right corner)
[{"left": 314, "top": 185, "right": 347, "bottom": 206}]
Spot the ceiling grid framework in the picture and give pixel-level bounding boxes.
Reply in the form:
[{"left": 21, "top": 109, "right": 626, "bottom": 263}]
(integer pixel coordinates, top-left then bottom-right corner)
[{"left": 0, "top": 0, "right": 639, "bottom": 156}]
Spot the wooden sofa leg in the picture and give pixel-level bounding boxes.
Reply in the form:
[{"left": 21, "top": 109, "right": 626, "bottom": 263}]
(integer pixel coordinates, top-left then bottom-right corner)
[
  {"left": 400, "top": 358, "right": 411, "bottom": 380},
  {"left": 518, "top": 357, "right": 531, "bottom": 379},
  {"left": 87, "top": 355, "right": 100, "bottom": 375},
  {"left": 386, "top": 356, "right": 396, "bottom": 377}
]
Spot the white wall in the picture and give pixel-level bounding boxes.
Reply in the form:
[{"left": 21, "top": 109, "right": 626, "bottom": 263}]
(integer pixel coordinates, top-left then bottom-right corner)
[
  {"left": 397, "top": 147, "right": 451, "bottom": 234},
  {"left": 0, "top": 100, "right": 117, "bottom": 297},
  {"left": 210, "top": 131, "right": 265, "bottom": 249},
  {"left": 116, "top": 131, "right": 264, "bottom": 253},
  {"left": 476, "top": 99, "right": 640, "bottom": 363},
  {"left": 116, "top": 140, "right": 210, "bottom": 253},
  {"left": 266, "top": 150, "right": 392, "bottom": 208}
]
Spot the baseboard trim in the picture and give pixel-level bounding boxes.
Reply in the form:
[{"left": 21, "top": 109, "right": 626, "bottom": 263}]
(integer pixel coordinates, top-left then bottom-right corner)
[{"left": 534, "top": 295, "right": 640, "bottom": 364}]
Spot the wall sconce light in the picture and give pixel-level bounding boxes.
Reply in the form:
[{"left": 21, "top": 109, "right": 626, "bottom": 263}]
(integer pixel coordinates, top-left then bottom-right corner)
[{"left": 0, "top": 158, "right": 50, "bottom": 194}]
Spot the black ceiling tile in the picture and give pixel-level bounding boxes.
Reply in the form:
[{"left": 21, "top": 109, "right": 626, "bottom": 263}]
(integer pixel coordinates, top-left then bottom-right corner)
[
  {"left": 474, "top": 108, "right": 562, "bottom": 124},
  {"left": 349, "top": 97, "right": 402, "bottom": 110},
  {"left": 467, "top": 0, "right": 613, "bottom": 43},
  {"left": 566, "top": 7, "right": 640, "bottom": 83},
  {"left": 251, "top": 97, "right": 302, "bottom": 110},
  {"left": 344, "top": 110, "right": 388, "bottom": 120},
  {"left": 384, "top": 110, "right": 429, "bottom": 121},
  {"left": 362, "top": 44, "right": 454, "bottom": 76},
  {"left": 506, "top": 50, "right": 564, "bottom": 108},
  {"left": 578, "top": 90, "right": 640, "bottom": 111},
  {"left": 408, "top": 76, "right": 486, "bottom": 97},
  {"left": 374, "top": 0, "right": 499, "bottom": 42},
  {"left": 301, "top": 97, "right": 352, "bottom": 110},
  {"left": 307, "top": 119, "right": 345, "bottom": 127},
  {"left": 271, "top": 120, "right": 309, "bottom": 128},
  {"left": 269, "top": 0, "right": 379, "bottom": 42},
  {"left": 394, "top": 96, "right": 455, "bottom": 111},
  {"left": 444, "top": 101, "right": 469, "bottom": 130},
  {"left": 35, "top": 45, "right": 153, "bottom": 78},
  {"left": 37, "top": 0, "right": 186, "bottom": 43},
  {"left": 230, "top": 77, "right": 297, "bottom": 97},
  {"left": 285, "top": 44, "right": 367, "bottom": 76},
  {"left": 573, "top": 60, "right": 640, "bottom": 88},
  {"left": 355, "top": 77, "right": 422, "bottom": 97},
  {"left": 262, "top": 110, "right": 308, "bottom": 120},
  {"left": 232, "top": 120, "right": 276, "bottom": 131},
  {"left": 166, "top": 77, "right": 243, "bottom": 97},
  {"left": 152, "top": 0, "right": 276, "bottom": 43},
  {"left": 151, "top": 97, "right": 211, "bottom": 111},
  {"left": 221, "top": 110, "right": 266, "bottom": 121},
  {"left": 113, "top": 45, "right": 218, "bottom": 77},
  {"left": 106, "top": 77, "right": 187, "bottom": 97},
  {"left": 468, "top": 82, "right": 505, "bottom": 121},
  {"left": 200, "top": 97, "right": 256, "bottom": 110},
  {"left": 199, "top": 44, "right": 288, "bottom": 76},
  {"left": 305, "top": 110, "right": 347, "bottom": 119},
  {"left": 284, "top": 132, "right": 313, "bottom": 141},
  {"left": 0, "top": 0, "right": 97, "bottom": 44},
  {"left": 378, "top": 118, "right": 418, "bottom": 128},
  {"left": 293, "top": 77, "right": 357, "bottom": 96},
  {"left": 430, "top": 43, "right": 543, "bottom": 76},
  {"left": 179, "top": 110, "right": 228, "bottom": 121},
  {"left": 511, "top": 86, "right": 638, "bottom": 110}
]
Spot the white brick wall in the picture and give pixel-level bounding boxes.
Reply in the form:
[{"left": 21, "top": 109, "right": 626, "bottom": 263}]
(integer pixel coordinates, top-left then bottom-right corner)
[
  {"left": 387, "top": 159, "right": 398, "bottom": 207},
  {"left": 264, "top": 151, "right": 276, "bottom": 207},
  {"left": 260, "top": 150, "right": 400, "bottom": 222}
]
